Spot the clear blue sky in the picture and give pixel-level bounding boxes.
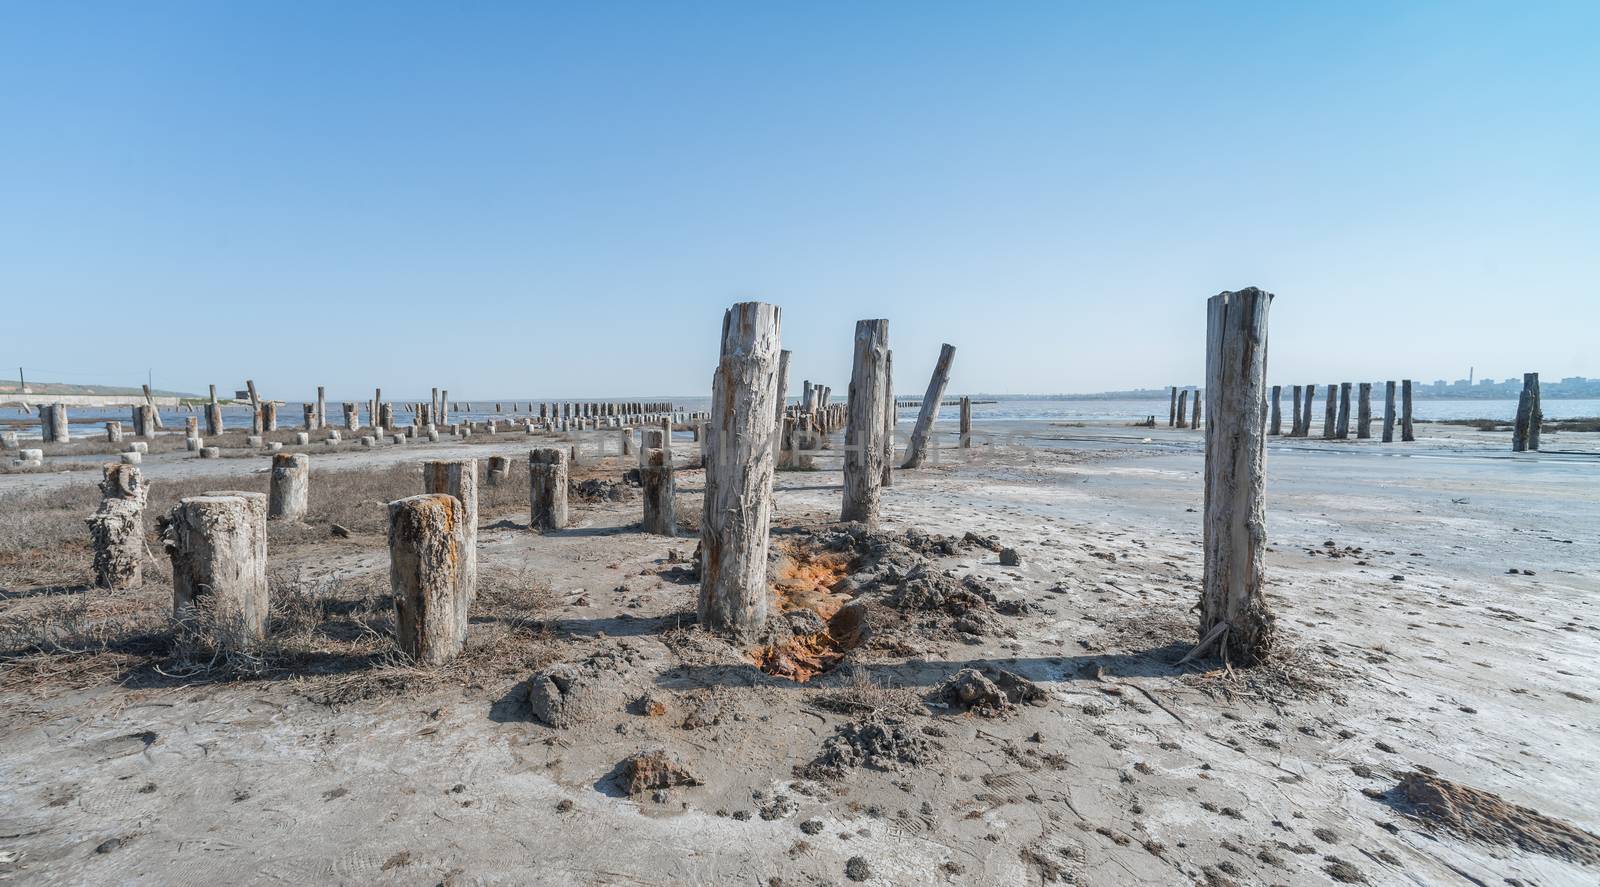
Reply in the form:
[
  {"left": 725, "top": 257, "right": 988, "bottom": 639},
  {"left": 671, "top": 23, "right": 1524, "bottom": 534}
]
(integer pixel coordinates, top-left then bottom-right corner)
[{"left": 3, "top": 1, "right": 1596, "bottom": 400}]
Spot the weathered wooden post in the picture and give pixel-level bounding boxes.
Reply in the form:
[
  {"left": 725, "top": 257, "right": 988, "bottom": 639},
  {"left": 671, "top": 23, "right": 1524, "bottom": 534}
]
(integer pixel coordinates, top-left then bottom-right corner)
[
  {"left": 267, "top": 453, "right": 309, "bottom": 521},
  {"left": 423, "top": 459, "right": 478, "bottom": 600},
  {"left": 1191, "top": 387, "right": 1202, "bottom": 429},
  {"left": 1357, "top": 383, "right": 1372, "bottom": 439},
  {"left": 1525, "top": 373, "right": 1542, "bottom": 451},
  {"left": 773, "top": 349, "right": 791, "bottom": 455},
  {"left": 1290, "top": 385, "right": 1303, "bottom": 436},
  {"left": 1336, "top": 382, "right": 1352, "bottom": 439},
  {"left": 105, "top": 420, "right": 123, "bottom": 443},
  {"left": 640, "top": 448, "right": 676, "bottom": 535},
  {"left": 1401, "top": 379, "right": 1415, "bottom": 442},
  {"left": 881, "top": 349, "right": 895, "bottom": 486},
  {"left": 302, "top": 403, "right": 317, "bottom": 430},
  {"left": 959, "top": 396, "right": 972, "bottom": 447},
  {"left": 42, "top": 403, "right": 70, "bottom": 443},
  {"left": 1169, "top": 386, "right": 1178, "bottom": 427},
  {"left": 166, "top": 494, "right": 268, "bottom": 650},
  {"left": 1269, "top": 385, "right": 1282, "bottom": 435},
  {"left": 1197, "top": 287, "right": 1275, "bottom": 665},
  {"left": 1321, "top": 385, "right": 1336, "bottom": 438},
  {"left": 1382, "top": 381, "right": 1397, "bottom": 442},
  {"left": 699, "top": 301, "right": 782, "bottom": 639},
  {"left": 261, "top": 401, "right": 279, "bottom": 432},
  {"left": 902, "top": 343, "right": 955, "bottom": 469},
  {"left": 1176, "top": 389, "right": 1189, "bottom": 428},
  {"left": 206, "top": 385, "right": 223, "bottom": 436},
  {"left": 379, "top": 402, "right": 394, "bottom": 432},
  {"left": 87, "top": 463, "right": 147, "bottom": 589},
  {"left": 315, "top": 386, "right": 326, "bottom": 428},
  {"left": 486, "top": 455, "right": 510, "bottom": 486},
  {"left": 528, "top": 448, "right": 568, "bottom": 531},
  {"left": 388, "top": 494, "right": 468, "bottom": 666},
  {"left": 439, "top": 390, "right": 449, "bottom": 426},
  {"left": 841, "top": 319, "right": 889, "bottom": 524}
]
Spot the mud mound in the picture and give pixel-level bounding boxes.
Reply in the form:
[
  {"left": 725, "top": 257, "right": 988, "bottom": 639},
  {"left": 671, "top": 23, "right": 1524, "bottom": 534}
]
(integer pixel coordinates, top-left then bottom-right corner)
[
  {"left": 527, "top": 646, "right": 643, "bottom": 727},
  {"left": 1397, "top": 771, "right": 1600, "bottom": 864},
  {"left": 937, "top": 666, "right": 1048, "bottom": 717},
  {"left": 620, "top": 748, "right": 702, "bottom": 797},
  {"left": 802, "top": 718, "right": 935, "bottom": 779}
]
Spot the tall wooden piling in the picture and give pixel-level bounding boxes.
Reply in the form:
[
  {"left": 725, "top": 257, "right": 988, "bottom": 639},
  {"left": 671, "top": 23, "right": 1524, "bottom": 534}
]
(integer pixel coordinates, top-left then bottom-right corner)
[
  {"left": 1176, "top": 389, "right": 1190, "bottom": 429},
  {"left": 1401, "top": 380, "right": 1415, "bottom": 442},
  {"left": 1198, "top": 287, "right": 1276, "bottom": 665},
  {"left": 1336, "top": 382, "right": 1352, "bottom": 439},
  {"left": 959, "top": 396, "right": 972, "bottom": 448},
  {"left": 267, "top": 453, "right": 309, "bottom": 522},
  {"left": 388, "top": 494, "right": 468, "bottom": 666},
  {"left": 167, "top": 494, "right": 268, "bottom": 650},
  {"left": 1322, "top": 385, "right": 1337, "bottom": 439},
  {"left": 528, "top": 448, "right": 568, "bottom": 531},
  {"left": 1268, "top": 385, "right": 1282, "bottom": 435},
  {"left": 641, "top": 448, "right": 676, "bottom": 535},
  {"left": 881, "top": 350, "right": 894, "bottom": 486},
  {"left": 424, "top": 459, "right": 478, "bottom": 600},
  {"left": 1524, "top": 373, "right": 1542, "bottom": 451},
  {"left": 1169, "top": 386, "right": 1178, "bottom": 427},
  {"left": 1357, "top": 383, "right": 1372, "bottom": 439},
  {"left": 1191, "top": 387, "right": 1202, "bottom": 429},
  {"left": 699, "top": 302, "right": 782, "bottom": 640},
  {"left": 841, "top": 319, "right": 889, "bottom": 525},
  {"left": 1382, "top": 381, "right": 1396, "bottom": 442},
  {"left": 902, "top": 343, "right": 956, "bottom": 469},
  {"left": 206, "top": 385, "right": 223, "bottom": 436},
  {"left": 87, "top": 463, "right": 147, "bottom": 589},
  {"left": 1290, "top": 386, "right": 1303, "bottom": 436}
]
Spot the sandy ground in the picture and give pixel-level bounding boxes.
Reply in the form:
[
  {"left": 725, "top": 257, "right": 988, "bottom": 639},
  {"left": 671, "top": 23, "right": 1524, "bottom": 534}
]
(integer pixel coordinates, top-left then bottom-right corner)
[{"left": 1, "top": 423, "right": 1597, "bottom": 886}]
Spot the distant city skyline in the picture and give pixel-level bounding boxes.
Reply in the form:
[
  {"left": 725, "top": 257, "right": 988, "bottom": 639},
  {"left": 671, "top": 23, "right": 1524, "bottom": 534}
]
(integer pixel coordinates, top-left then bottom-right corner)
[{"left": 3, "top": 3, "right": 1596, "bottom": 398}]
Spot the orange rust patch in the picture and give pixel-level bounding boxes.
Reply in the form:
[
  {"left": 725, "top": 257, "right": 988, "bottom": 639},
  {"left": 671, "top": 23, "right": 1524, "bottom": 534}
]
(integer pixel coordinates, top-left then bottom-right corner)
[{"left": 753, "top": 541, "right": 862, "bottom": 682}]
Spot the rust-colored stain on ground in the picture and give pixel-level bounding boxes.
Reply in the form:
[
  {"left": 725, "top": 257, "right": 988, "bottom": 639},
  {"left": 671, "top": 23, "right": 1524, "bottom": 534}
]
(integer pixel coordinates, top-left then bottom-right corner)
[{"left": 752, "top": 541, "right": 859, "bottom": 682}]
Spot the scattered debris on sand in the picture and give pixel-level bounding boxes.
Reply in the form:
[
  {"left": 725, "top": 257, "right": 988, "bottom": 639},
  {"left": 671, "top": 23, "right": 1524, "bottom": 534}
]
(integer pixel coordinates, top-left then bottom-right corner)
[{"left": 1396, "top": 771, "right": 1600, "bottom": 864}]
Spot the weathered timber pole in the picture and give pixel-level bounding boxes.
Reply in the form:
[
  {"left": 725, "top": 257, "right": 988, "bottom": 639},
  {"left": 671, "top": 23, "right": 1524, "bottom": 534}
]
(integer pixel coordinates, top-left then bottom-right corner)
[
  {"left": 1382, "top": 381, "right": 1396, "bottom": 442},
  {"left": 881, "top": 350, "right": 894, "bottom": 486},
  {"left": 106, "top": 421, "right": 123, "bottom": 443},
  {"left": 315, "top": 386, "right": 327, "bottom": 429},
  {"left": 1336, "top": 382, "right": 1352, "bottom": 439},
  {"left": 388, "top": 494, "right": 467, "bottom": 665},
  {"left": 840, "top": 319, "right": 889, "bottom": 524},
  {"left": 1290, "top": 386, "right": 1303, "bottom": 435},
  {"left": 699, "top": 301, "right": 782, "bottom": 639},
  {"left": 641, "top": 448, "right": 676, "bottom": 535},
  {"left": 1192, "top": 387, "right": 1202, "bottom": 429},
  {"left": 1525, "top": 372, "right": 1542, "bottom": 451},
  {"left": 959, "top": 396, "right": 972, "bottom": 447},
  {"left": 166, "top": 494, "right": 268, "bottom": 650},
  {"left": 206, "top": 385, "right": 223, "bottom": 436},
  {"left": 1401, "top": 380, "right": 1415, "bottom": 442},
  {"left": 423, "top": 459, "right": 478, "bottom": 600},
  {"left": 1176, "top": 389, "right": 1190, "bottom": 429},
  {"left": 1268, "top": 385, "right": 1282, "bottom": 435},
  {"left": 1197, "top": 287, "right": 1276, "bottom": 666},
  {"left": 901, "top": 343, "right": 955, "bottom": 469},
  {"left": 1357, "top": 383, "right": 1372, "bottom": 439},
  {"left": 773, "top": 349, "right": 791, "bottom": 458},
  {"left": 267, "top": 453, "right": 309, "bottom": 521},
  {"left": 1322, "top": 384, "right": 1337, "bottom": 439},
  {"left": 1169, "top": 386, "right": 1178, "bottom": 427},
  {"left": 528, "top": 448, "right": 568, "bottom": 531},
  {"left": 87, "top": 463, "right": 147, "bottom": 589},
  {"left": 486, "top": 455, "right": 509, "bottom": 486}
]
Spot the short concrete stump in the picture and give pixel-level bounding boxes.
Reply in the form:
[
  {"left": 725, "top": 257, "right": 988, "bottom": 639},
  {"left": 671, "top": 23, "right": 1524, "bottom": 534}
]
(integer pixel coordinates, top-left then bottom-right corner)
[
  {"left": 246, "top": 435, "right": 263, "bottom": 448},
  {"left": 127, "top": 442, "right": 149, "bottom": 454},
  {"left": 295, "top": 432, "right": 310, "bottom": 445},
  {"left": 120, "top": 452, "right": 142, "bottom": 464},
  {"left": 361, "top": 436, "right": 376, "bottom": 447},
  {"left": 267, "top": 442, "right": 283, "bottom": 451},
  {"left": 200, "top": 446, "right": 221, "bottom": 459}
]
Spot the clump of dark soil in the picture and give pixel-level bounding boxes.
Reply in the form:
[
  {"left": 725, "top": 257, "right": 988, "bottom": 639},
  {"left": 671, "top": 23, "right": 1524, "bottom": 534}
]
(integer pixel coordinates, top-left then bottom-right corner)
[
  {"left": 801, "top": 718, "right": 935, "bottom": 779},
  {"left": 619, "top": 748, "right": 702, "bottom": 797},
  {"left": 936, "top": 666, "right": 1047, "bottom": 717},
  {"left": 1396, "top": 771, "right": 1600, "bottom": 864}
]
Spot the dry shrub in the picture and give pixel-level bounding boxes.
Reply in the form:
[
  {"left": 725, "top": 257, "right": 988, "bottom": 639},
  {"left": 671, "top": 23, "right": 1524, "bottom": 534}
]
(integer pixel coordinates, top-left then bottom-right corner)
[{"left": 810, "top": 666, "right": 923, "bottom": 717}]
